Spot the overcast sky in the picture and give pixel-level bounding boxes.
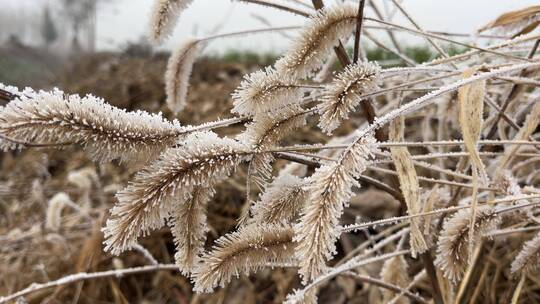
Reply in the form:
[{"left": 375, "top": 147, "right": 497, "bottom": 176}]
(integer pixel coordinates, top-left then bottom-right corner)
[{"left": 6, "top": 0, "right": 540, "bottom": 53}]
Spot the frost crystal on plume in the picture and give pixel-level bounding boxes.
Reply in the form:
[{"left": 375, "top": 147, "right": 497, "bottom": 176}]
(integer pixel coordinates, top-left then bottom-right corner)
[
  {"left": 232, "top": 67, "right": 304, "bottom": 116},
  {"left": 275, "top": 4, "right": 358, "bottom": 78},
  {"left": 0, "top": 87, "right": 183, "bottom": 163},
  {"left": 318, "top": 61, "right": 380, "bottom": 134},
  {"left": 103, "top": 131, "right": 248, "bottom": 255}
]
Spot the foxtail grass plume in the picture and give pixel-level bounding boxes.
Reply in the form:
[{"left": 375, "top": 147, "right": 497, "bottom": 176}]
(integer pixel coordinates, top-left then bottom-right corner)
[
  {"left": 165, "top": 38, "right": 202, "bottom": 114},
  {"left": 149, "top": 0, "right": 195, "bottom": 44},
  {"left": 435, "top": 206, "right": 500, "bottom": 283},
  {"left": 275, "top": 3, "right": 357, "bottom": 78},
  {"left": 294, "top": 133, "right": 378, "bottom": 282},
  {"left": 318, "top": 61, "right": 380, "bottom": 135},
  {"left": 232, "top": 67, "right": 304, "bottom": 116},
  {"left": 380, "top": 255, "right": 411, "bottom": 304},
  {"left": 239, "top": 106, "right": 307, "bottom": 188},
  {"left": 103, "top": 131, "right": 248, "bottom": 255},
  {"left": 250, "top": 173, "right": 308, "bottom": 224},
  {"left": 511, "top": 232, "right": 540, "bottom": 274},
  {"left": 0, "top": 106, "right": 19, "bottom": 152},
  {"left": 0, "top": 88, "right": 183, "bottom": 163},
  {"left": 192, "top": 224, "right": 295, "bottom": 293},
  {"left": 169, "top": 186, "right": 213, "bottom": 274},
  {"left": 45, "top": 192, "right": 73, "bottom": 232}
]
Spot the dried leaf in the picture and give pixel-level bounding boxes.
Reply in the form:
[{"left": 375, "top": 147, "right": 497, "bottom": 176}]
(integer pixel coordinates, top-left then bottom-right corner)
[{"left": 389, "top": 116, "right": 428, "bottom": 257}]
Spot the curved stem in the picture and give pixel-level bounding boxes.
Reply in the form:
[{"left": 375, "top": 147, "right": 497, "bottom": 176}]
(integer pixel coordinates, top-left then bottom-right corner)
[
  {"left": 345, "top": 272, "right": 429, "bottom": 304},
  {"left": 341, "top": 194, "right": 540, "bottom": 233},
  {"left": 365, "top": 17, "right": 532, "bottom": 63},
  {"left": 288, "top": 250, "right": 411, "bottom": 302},
  {"left": 199, "top": 26, "right": 301, "bottom": 43},
  {"left": 0, "top": 264, "right": 181, "bottom": 304},
  {"left": 236, "top": 0, "right": 311, "bottom": 17}
]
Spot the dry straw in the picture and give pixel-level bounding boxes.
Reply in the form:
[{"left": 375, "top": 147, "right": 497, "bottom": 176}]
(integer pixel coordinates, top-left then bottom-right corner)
[
  {"left": 389, "top": 115, "right": 428, "bottom": 257},
  {"left": 380, "top": 255, "right": 411, "bottom": 304},
  {"left": 457, "top": 68, "right": 487, "bottom": 264},
  {"left": 45, "top": 193, "right": 73, "bottom": 232},
  {"left": 478, "top": 5, "right": 540, "bottom": 36}
]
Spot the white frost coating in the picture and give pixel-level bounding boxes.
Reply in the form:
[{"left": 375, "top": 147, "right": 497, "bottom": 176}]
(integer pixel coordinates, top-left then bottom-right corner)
[
  {"left": 103, "top": 131, "right": 249, "bottom": 255},
  {"left": 511, "top": 232, "right": 540, "bottom": 274},
  {"left": 0, "top": 83, "right": 21, "bottom": 96},
  {"left": 165, "top": 38, "right": 202, "bottom": 114},
  {"left": 149, "top": 0, "right": 195, "bottom": 45},
  {"left": 169, "top": 186, "right": 213, "bottom": 274},
  {"left": 192, "top": 224, "right": 296, "bottom": 293},
  {"left": 285, "top": 250, "right": 410, "bottom": 303},
  {"left": 238, "top": 106, "right": 307, "bottom": 188},
  {"left": 0, "top": 83, "right": 21, "bottom": 153},
  {"left": 232, "top": 67, "right": 304, "bottom": 116},
  {"left": 0, "top": 106, "right": 19, "bottom": 152},
  {"left": 318, "top": 61, "right": 380, "bottom": 134},
  {"left": 250, "top": 173, "right": 308, "bottom": 224},
  {"left": 349, "top": 61, "right": 540, "bottom": 147},
  {"left": 275, "top": 4, "right": 358, "bottom": 78},
  {"left": 427, "top": 32, "right": 540, "bottom": 66},
  {"left": 294, "top": 134, "right": 378, "bottom": 282},
  {"left": 0, "top": 264, "right": 180, "bottom": 304},
  {"left": 341, "top": 193, "right": 540, "bottom": 233},
  {"left": 381, "top": 65, "right": 452, "bottom": 76},
  {"left": 0, "top": 87, "right": 184, "bottom": 163}
]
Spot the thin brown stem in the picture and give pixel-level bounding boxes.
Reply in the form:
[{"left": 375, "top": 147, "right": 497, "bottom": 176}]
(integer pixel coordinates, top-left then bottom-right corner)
[
  {"left": 311, "top": 0, "right": 324, "bottom": 10},
  {"left": 345, "top": 272, "right": 429, "bottom": 304},
  {"left": 274, "top": 152, "right": 403, "bottom": 201},
  {"left": 390, "top": 0, "right": 456, "bottom": 69},
  {"left": 199, "top": 26, "right": 302, "bottom": 42},
  {"left": 486, "top": 39, "right": 540, "bottom": 139},
  {"left": 0, "top": 88, "right": 18, "bottom": 102},
  {"left": 366, "top": 17, "right": 533, "bottom": 63},
  {"left": 0, "top": 264, "right": 181, "bottom": 304},
  {"left": 420, "top": 252, "right": 444, "bottom": 304},
  {"left": 368, "top": 1, "right": 403, "bottom": 53},
  {"left": 353, "top": 0, "right": 366, "bottom": 63},
  {"left": 237, "top": 0, "right": 310, "bottom": 17}
]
